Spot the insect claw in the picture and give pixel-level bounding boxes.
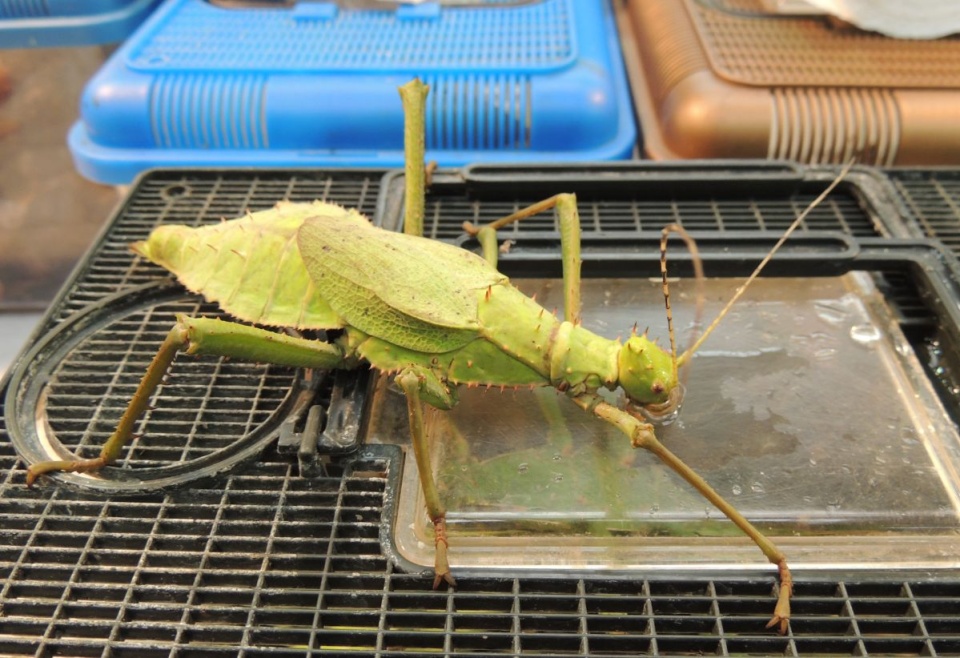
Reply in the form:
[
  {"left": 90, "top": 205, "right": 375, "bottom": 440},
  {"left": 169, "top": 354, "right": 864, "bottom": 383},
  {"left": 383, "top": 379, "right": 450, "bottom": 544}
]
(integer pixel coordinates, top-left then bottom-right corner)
[{"left": 485, "top": 286, "right": 492, "bottom": 302}]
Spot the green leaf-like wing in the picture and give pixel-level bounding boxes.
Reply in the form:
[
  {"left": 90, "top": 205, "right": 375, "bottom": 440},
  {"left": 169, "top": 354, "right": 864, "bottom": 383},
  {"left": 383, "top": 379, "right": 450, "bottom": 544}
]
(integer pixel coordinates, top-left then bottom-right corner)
[
  {"left": 132, "top": 201, "right": 363, "bottom": 329},
  {"left": 298, "top": 216, "right": 506, "bottom": 353}
]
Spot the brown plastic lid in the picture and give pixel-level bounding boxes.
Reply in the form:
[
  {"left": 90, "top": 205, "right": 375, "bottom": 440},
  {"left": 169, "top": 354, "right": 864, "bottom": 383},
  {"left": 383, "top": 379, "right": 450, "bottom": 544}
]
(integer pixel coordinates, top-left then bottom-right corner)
[{"left": 619, "top": 0, "right": 960, "bottom": 165}]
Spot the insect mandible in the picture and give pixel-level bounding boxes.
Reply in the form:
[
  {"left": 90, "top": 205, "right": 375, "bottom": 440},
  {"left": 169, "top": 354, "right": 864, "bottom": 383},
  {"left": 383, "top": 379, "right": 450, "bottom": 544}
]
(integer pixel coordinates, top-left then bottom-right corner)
[{"left": 25, "top": 79, "right": 853, "bottom": 634}]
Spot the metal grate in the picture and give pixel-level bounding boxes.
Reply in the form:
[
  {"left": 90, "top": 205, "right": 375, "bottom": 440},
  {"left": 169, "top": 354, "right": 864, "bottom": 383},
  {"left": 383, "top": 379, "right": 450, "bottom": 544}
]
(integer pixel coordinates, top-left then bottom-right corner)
[
  {"left": 888, "top": 169, "right": 960, "bottom": 256},
  {"left": 2, "top": 167, "right": 960, "bottom": 656},
  {"left": 420, "top": 184, "right": 880, "bottom": 241}
]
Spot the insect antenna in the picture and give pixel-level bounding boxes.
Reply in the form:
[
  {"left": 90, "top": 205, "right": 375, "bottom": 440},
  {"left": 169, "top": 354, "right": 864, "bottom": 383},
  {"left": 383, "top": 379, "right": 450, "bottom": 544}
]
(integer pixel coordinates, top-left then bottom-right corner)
[
  {"left": 659, "top": 224, "right": 705, "bottom": 385},
  {"left": 677, "top": 159, "right": 856, "bottom": 367}
]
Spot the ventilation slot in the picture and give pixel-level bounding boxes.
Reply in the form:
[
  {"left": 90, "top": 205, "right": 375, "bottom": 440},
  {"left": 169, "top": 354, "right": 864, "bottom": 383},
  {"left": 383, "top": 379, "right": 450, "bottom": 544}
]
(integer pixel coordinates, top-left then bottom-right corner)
[
  {"left": 0, "top": 0, "right": 48, "bottom": 17},
  {"left": 150, "top": 74, "right": 268, "bottom": 150},
  {"left": 425, "top": 75, "right": 531, "bottom": 151},
  {"left": 769, "top": 88, "right": 901, "bottom": 166}
]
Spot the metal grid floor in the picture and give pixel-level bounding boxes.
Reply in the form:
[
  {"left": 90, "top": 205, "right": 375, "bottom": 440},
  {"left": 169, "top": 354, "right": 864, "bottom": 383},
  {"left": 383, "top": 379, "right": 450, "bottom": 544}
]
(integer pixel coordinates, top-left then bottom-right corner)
[{"left": 1, "top": 167, "right": 959, "bottom": 656}]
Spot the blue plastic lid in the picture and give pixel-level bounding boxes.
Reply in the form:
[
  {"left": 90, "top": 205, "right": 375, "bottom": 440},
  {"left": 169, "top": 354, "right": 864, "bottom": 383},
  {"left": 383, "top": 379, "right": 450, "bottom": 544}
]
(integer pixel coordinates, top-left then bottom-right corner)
[{"left": 69, "top": 0, "right": 637, "bottom": 184}]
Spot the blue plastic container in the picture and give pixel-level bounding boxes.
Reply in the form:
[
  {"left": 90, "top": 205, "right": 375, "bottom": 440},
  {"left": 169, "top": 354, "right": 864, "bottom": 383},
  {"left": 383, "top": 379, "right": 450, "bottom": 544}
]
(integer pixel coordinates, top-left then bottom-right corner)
[
  {"left": 0, "top": 0, "right": 162, "bottom": 48},
  {"left": 68, "top": 0, "right": 636, "bottom": 184}
]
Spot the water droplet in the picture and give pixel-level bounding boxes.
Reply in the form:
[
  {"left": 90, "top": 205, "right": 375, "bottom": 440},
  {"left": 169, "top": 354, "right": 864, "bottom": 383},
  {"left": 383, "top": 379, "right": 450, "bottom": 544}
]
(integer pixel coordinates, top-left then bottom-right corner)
[
  {"left": 517, "top": 463, "right": 529, "bottom": 475},
  {"left": 649, "top": 504, "right": 660, "bottom": 516},
  {"left": 809, "top": 458, "right": 817, "bottom": 466},
  {"left": 849, "top": 323, "right": 881, "bottom": 346},
  {"left": 553, "top": 473, "right": 563, "bottom": 483},
  {"left": 815, "top": 300, "right": 850, "bottom": 326},
  {"left": 826, "top": 500, "right": 842, "bottom": 512},
  {"left": 813, "top": 348, "right": 837, "bottom": 360},
  {"left": 552, "top": 452, "right": 562, "bottom": 462},
  {"left": 750, "top": 482, "right": 765, "bottom": 494},
  {"left": 732, "top": 484, "right": 742, "bottom": 496}
]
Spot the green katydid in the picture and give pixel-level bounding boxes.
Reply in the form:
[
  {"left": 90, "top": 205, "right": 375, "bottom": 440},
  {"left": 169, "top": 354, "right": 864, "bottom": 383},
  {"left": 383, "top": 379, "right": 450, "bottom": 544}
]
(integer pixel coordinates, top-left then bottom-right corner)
[{"left": 25, "top": 79, "right": 853, "bottom": 634}]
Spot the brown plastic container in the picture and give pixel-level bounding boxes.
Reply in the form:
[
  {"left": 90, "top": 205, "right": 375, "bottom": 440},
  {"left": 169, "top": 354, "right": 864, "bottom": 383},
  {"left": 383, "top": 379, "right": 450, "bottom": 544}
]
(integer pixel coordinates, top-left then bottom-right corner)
[{"left": 619, "top": 0, "right": 960, "bottom": 165}]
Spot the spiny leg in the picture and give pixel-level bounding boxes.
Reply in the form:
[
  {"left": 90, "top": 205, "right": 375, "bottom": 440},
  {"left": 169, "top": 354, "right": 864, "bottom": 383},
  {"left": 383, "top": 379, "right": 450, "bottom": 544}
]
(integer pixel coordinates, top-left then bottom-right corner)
[
  {"left": 27, "top": 315, "right": 349, "bottom": 485},
  {"left": 463, "top": 194, "right": 583, "bottom": 324},
  {"left": 396, "top": 368, "right": 457, "bottom": 588},
  {"left": 571, "top": 393, "right": 792, "bottom": 634}
]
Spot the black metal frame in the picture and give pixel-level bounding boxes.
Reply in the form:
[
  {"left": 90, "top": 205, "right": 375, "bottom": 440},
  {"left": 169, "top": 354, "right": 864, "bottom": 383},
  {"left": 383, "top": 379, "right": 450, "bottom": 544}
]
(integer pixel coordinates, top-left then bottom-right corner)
[{"left": 1, "top": 164, "right": 959, "bottom": 656}]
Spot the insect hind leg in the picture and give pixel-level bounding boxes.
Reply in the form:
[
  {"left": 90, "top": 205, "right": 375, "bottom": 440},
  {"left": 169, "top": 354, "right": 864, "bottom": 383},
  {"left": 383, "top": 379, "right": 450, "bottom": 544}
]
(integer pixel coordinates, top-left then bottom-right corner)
[
  {"left": 26, "top": 316, "right": 349, "bottom": 485},
  {"left": 396, "top": 367, "right": 457, "bottom": 588}
]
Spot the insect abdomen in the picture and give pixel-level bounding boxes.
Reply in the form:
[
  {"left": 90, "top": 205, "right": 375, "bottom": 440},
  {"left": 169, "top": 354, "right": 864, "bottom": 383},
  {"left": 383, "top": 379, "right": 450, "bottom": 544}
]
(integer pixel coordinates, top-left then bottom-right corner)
[{"left": 132, "top": 202, "right": 362, "bottom": 329}]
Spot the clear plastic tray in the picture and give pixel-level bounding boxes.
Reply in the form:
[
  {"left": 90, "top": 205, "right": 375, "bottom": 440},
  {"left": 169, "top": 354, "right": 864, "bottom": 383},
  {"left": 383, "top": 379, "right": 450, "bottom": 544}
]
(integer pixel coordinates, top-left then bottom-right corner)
[{"left": 367, "top": 273, "right": 960, "bottom": 574}]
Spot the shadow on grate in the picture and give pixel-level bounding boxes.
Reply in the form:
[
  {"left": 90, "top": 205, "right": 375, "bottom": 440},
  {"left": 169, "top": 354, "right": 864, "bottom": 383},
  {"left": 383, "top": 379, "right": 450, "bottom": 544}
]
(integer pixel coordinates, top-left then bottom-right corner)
[{"left": 1, "top": 166, "right": 959, "bottom": 656}]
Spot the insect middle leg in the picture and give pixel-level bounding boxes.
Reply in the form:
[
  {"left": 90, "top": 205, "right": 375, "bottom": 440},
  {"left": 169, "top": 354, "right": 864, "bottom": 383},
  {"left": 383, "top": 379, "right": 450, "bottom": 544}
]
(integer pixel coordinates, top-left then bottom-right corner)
[
  {"left": 26, "top": 315, "right": 351, "bottom": 485},
  {"left": 463, "top": 193, "right": 583, "bottom": 324}
]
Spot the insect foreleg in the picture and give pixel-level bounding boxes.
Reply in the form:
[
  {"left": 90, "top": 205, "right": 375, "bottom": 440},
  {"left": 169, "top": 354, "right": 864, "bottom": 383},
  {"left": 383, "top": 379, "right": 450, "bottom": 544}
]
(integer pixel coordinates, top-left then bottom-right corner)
[
  {"left": 396, "top": 367, "right": 457, "bottom": 589},
  {"left": 570, "top": 392, "right": 792, "bottom": 634},
  {"left": 26, "top": 315, "right": 350, "bottom": 485},
  {"left": 464, "top": 193, "right": 583, "bottom": 324}
]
